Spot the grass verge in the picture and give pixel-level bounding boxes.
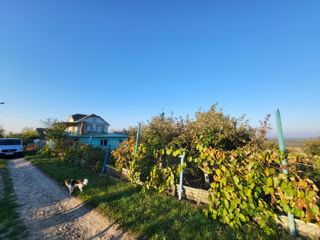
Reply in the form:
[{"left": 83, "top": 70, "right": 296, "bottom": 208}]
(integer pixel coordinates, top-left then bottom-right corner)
[
  {"left": 0, "top": 158, "right": 28, "bottom": 239},
  {"left": 27, "top": 154, "right": 291, "bottom": 240}
]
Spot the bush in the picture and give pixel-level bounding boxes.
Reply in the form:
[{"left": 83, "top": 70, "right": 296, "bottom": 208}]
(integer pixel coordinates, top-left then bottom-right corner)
[
  {"left": 62, "top": 143, "right": 86, "bottom": 164},
  {"left": 44, "top": 122, "right": 68, "bottom": 155},
  {"left": 261, "top": 141, "right": 278, "bottom": 151},
  {"left": 111, "top": 105, "right": 320, "bottom": 234},
  {"left": 199, "top": 146, "right": 320, "bottom": 234},
  {"left": 112, "top": 137, "right": 136, "bottom": 171},
  {"left": 303, "top": 137, "right": 320, "bottom": 156},
  {"left": 112, "top": 105, "right": 273, "bottom": 189},
  {"left": 83, "top": 145, "right": 106, "bottom": 172},
  {"left": 39, "top": 145, "right": 57, "bottom": 157}
]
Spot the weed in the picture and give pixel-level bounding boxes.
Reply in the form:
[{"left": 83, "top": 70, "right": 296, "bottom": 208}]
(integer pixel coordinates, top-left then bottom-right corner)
[{"left": 0, "top": 158, "right": 28, "bottom": 239}]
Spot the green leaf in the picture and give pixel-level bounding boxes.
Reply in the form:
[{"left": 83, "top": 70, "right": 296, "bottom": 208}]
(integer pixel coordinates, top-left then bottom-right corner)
[
  {"left": 280, "top": 202, "right": 291, "bottom": 213},
  {"left": 166, "top": 148, "right": 172, "bottom": 155},
  {"left": 273, "top": 177, "right": 280, "bottom": 188},
  {"left": 244, "top": 187, "right": 252, "bottom": 197},
  {"left": 233, "top": 176, "right": 239, "bottom": 185},
  {"left": 266, "top": 177, "right": 272, "bottom": 187},
  {"left": 297, "top": 191, "right": 305, "bottom": 199},
  {"left": 239, "top": 213, "right": 246, "bottom": 222},
  {"left": 220, "top": 177, "right": 227, "bottom": 187},
  {"left": 173, "top": 149, "right": 181, "bottom": 157},
  {"left": 310, "top": 205, "right": 320, "bottom": 216},
  {"left": 226, "top": 186, "right": 235, "bottom": 193},
  {"left": 293, "top": 208, "right": 305, "bottom": 218},
  {"left": 307, "top": 191, "right": 317, "bottom": 199}
]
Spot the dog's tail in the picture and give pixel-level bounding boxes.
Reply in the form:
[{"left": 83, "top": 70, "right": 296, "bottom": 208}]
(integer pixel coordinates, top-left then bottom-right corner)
[
  {"left": 64, "top": 178, "right": 70, "bottom": 186},
  {"left": 83, "top": 178, "right": 88, "bottom": 185}
]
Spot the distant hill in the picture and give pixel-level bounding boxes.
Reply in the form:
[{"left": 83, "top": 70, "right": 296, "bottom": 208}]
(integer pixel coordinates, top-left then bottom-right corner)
[{"left": 267, "top": 138, "right": 311, "bottom": 147}]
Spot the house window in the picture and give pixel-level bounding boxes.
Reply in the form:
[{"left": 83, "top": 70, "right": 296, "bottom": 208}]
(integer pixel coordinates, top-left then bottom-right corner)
[
  {"left": 96, "top": 125, "right": 104, "bottom": 133},
  {"left": 86, "top": 124, "right": 92, "bottom": 133},
  {"left": 100, "top": 139, "right": 108, "bottom": 146}
]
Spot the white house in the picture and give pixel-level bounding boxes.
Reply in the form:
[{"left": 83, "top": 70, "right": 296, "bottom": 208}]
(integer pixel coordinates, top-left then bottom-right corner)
[{"left": 66, "top": 114, "right": 110, "bottom": 135}]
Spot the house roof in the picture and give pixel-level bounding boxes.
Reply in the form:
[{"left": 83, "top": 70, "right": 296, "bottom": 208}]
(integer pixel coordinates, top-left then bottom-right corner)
[
  {"left": 70, "top": 113, "right": 110, "bottom": 126},
  {"left": 70, "top": 114, "right": 87, "bottom": 122},
  {"left": 36, "top": 128, "right": 46, "bottom": 139}
]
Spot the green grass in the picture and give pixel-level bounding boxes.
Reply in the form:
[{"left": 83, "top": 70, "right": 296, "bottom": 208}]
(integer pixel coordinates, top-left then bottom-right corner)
[
  {"left": 27, "top": 154, "right": 291, "bottom": 240},
  {"left": 0, "top": 159, "right": 28, "bottom": 240}
]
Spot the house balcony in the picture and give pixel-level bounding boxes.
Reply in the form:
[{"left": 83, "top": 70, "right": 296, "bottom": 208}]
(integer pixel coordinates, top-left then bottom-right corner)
[{"left": 67, "top": 131, "right": 128, "bottom": 139}]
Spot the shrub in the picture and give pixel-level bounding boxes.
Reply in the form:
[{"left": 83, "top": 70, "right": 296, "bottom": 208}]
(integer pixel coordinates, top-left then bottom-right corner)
[
  {"left": 83, "top": 145, "right": 106, "bottom": 172},
  {"left": 39, "top": 145, "right": 57, "bottom": 157},
  {"left": 113, "top": 105, "right": 273, "bottom": 189},
  {"left": 112, "top": 137, "right": 136, "bottom": 171},
  {"left": 303, "top": 137, "right": 320, "bottom": 156},
  {"left": 261, "top": 141, "right": 278, "bottom": 151},
  {"left": 62, "top": 143, "right": 86, "bottom": 164},
  {"left": 198, "top": 146, "right": 320, "bottom": 234},
  {"left": 44, "top": 122, "right": 68, "bottom": 155}
]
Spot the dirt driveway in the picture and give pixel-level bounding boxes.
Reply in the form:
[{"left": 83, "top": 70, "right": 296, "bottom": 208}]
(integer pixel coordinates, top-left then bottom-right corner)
[{"left": 7, "top": 157, "right": 134, "bottom": 240}]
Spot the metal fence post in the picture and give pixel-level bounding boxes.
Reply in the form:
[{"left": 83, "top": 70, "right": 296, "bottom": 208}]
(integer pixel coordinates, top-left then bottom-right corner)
[
  {"left": 132, "top": 122, "right": 141, "bottom": 183},
  {"left": 178, "top": 150, "right": 185, "bottom": 201},
  {"left": 89, "top": 130, "right": 94, "bottom": 145},
  {"left": 275, "top": 109, "right": 296, "bottom": 236},
  {"left": 134, "top": 122, "right": 141, "bottom": 156},
  {"left": 101, "top": 145, "right": 111, "bottom": 174}
]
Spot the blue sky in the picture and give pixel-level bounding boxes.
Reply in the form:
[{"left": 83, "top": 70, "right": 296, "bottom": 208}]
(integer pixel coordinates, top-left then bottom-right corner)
[{"left": 0, "top": 0, "right": 319, "bottom": 138}]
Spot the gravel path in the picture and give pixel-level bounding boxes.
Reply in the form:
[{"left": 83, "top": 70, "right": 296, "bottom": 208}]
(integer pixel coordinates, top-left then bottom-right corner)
[{"left": 7, "top": 157, "right": 135, "bottom": 240}]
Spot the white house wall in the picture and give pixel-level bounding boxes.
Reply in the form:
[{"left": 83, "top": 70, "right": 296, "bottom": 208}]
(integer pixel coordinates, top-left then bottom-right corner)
[
  {"left": 82, "top": 117, "right": 109, "bottom": 133},
  {"left": 66, "top": 115, "right": 109, "bottom": 134}
]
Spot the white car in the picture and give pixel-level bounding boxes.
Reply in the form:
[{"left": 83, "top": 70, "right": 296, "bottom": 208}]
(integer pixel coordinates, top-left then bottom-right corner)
[{"left": 0, "top": 138, "right": 24, "bottom": 157}]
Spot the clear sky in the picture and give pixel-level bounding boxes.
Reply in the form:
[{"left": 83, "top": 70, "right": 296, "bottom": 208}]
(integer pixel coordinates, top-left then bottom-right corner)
[{"left": 0, "top": 0, "right": 319, "bottom": 138}]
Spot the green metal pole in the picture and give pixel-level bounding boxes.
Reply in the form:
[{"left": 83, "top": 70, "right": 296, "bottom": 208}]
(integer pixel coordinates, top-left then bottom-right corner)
[
  {"left": 131, "top": 122, "right": 141, "bottom": 183},
  {"left": 178, "top": 150, "right": 185, "bottom": 201},
  {"left": 89, "top": 130, "right": 94, "bottom": 145},
  {"left": 134, "top": 122, "right": 141, "bottom": 156},
  {"left": 275, "top": 109, "right": 296, "bottom": 236}
]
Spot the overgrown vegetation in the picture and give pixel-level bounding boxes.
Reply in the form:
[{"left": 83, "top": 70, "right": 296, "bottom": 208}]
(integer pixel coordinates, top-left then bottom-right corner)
[
  {"left": 6, "top": 127, "right": 39, "bottom": 145},
  {"left": 303, "top": 137, "right": 320, "bottom": 156},
  {"left": 111, "top": 105, "right": 320, "bottom": 234},
  {"left": 38, "top": 121, "right": 106, "bottom": 172},
  {"left": 27, "top": 154, "right": 290, "bottom": 240},
  {"left": 0, "top": 159, "right": 28, "bottom": 239}
]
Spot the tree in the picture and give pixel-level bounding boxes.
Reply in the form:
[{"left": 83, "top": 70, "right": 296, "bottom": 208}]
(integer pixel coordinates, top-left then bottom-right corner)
[
  {"left": 0, "top": 126, "right": 5, "bottom": 138},
  {"left": 5, "top": 127, "right": 39, "bottom": 144},
  {"left": 20, "top": 127, "right": 39, "bottom": 144},
  {"left": 303, "top": 137, "right": 320, "bottom": 156},
  {"left": 41, "top": 118, "right": 60, "bottom": 128},
  {"left": 44, "top": 122, "right": 68, "bottom": 154}
]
